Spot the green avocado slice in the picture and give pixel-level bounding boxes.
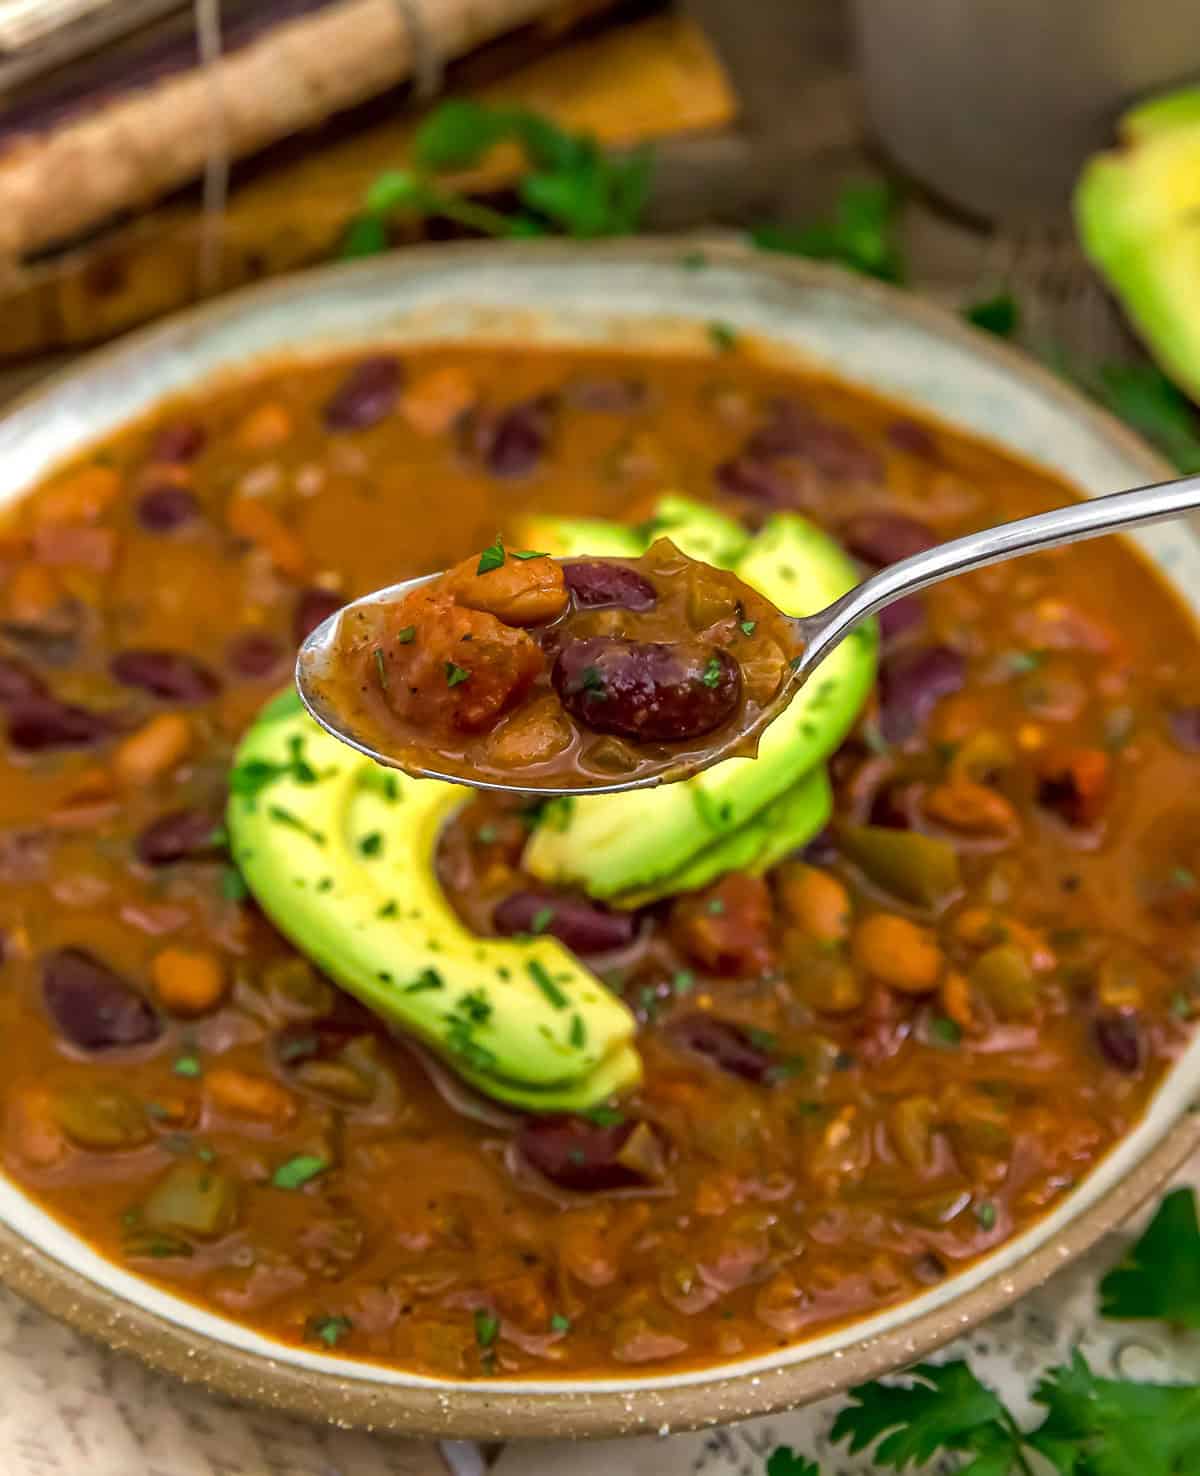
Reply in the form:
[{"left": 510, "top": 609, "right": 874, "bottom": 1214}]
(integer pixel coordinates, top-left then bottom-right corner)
[
  {"left": 524, "top": 508, "right": 875, "bottom": 898},
  {"left": 612, "top": 765, "right": 832, "bottom": 907},
  {"left": 227, "top": 694, "right": 639, "bottom": 1112},
  {"left": 1076, "top": 86, "right": 1200, "bottom": 403}
]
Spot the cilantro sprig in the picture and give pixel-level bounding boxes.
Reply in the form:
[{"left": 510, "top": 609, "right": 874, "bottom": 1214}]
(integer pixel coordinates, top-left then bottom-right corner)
[
  {"left": 343, "top": 100, "right": 652, "bottom": 255},
  {"left": 751, "top": 181, "right": 905, "bottom": 283},
  {"left": 1099, "top": 1185, "right": 1200, "bottom": 1327}
]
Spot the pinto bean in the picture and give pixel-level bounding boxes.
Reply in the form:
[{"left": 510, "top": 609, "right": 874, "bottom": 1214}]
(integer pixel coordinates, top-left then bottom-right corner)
[
  {"left": 517, "top": 1114, "right": 654, "bottom": 1191},
  {"left": 137, "top": 486, "right": 201, "bottom": 531},
  {"left": 493, "top": 891, "right": 636, "bottom": 954},
  {"left": 665, "top": 1015, "right": 774, "bottom": 1084},
  {"left": 554, "top": 638, "right": 740, "bottom": 742},
  {"left": 42, "top": 948, "right": 161, "bottom": 1050},
  {"left": 879, "top": 644, "right": 966, "bottom": 743},
  {"left": 323, "top": 356, "right": 403, "bottom": 431},
  {"left": 110, "top": 649, "right": 220, "bottom": 703},
  {"left": 563, "top": 560, "right": 657, "bottom": 612}
]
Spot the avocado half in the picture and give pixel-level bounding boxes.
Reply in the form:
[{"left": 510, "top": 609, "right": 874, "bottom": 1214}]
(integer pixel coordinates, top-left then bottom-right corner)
[
  {"left": 1076, "top": 85, "right": 1200, "bottom": 402},
  {"left": 522, "top": 501, "right": 875, "bottom": 899},
  {"left": 227, "top": 690, "right": 639, "bottom": 1112}
]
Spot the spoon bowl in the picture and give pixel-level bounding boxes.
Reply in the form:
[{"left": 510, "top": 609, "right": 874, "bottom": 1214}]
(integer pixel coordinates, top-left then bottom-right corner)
[{"left": 297, "top": 471, "right": 1200, "bottom": 795}]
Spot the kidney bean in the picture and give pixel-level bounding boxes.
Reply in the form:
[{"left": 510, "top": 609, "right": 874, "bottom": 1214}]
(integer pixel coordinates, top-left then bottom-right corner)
[
  {"left": 801, "top": 826, "right": 840, "bottom": 865},
  {"left": 111, "top": 649, "right": 220, "bottom": 703},
  {"left": 323, "top": 356, "right": 403, "bottom": 431},
  {"left": 879, "top": 594, "right": 925, "bottom": 643},
  {"left": 292, "top": 588, "right": 344, "bottom": 645},
  {"left": 1168, "top": 707, "right": 1200, "bottom": 752},
  {"left": 0, "top": 656, "right": 47, "bottom": 705},
  {"left": 43, "top": 948, "right": 162, "bottom": 1050},
  {"left": 747, "top": 400, "right": 883, "bottom": 483},
  {"left": 567, "top": 377, "right": 646, "bottom": 412},
  {"left": 227, "top": 632, "right": 285, "bottom": 679},
  {"left": 7, "top": 697, "right": 113, "bottom": 751},
  {"left": 879, "top": 644, "right": 965, "bottom": 743},
  {"left": 666, "top": 1014, "right": 773, "bottom": 1084},
  {"left": 887, "top": 420, "right": 939, "bottom": 458},
  {"left": 473, "top": 395, "right": 557, "bottom": 479},
  {"left": 715, "top": 455, "right": 802, "bottom": 507},
  {"left": 136, "top": 808, "right": 223, "bottom": 866},
  {"left": 149, "top": 420, "right": 207, "bottom": 463},
  {"left": 517, "top": 1114, "right": 651, "bottom": 1191},
  {"left": 1094, "top": 1012, "right": 1142, "bottom": 1073},
  {"left": 563, "top": 560, "right": 657, "bottom": 612},
  {"left": 137, "top": 485, "right": 201, "bottom": 531},
  {"left": 554, "top": 637, "right": 741, "bottom": 743},
  {"left": 493, "top": 891, "right": 636, "bottom": 955},
  {"left": 841, "top": 513, "right": 936, "bottom": 567}
]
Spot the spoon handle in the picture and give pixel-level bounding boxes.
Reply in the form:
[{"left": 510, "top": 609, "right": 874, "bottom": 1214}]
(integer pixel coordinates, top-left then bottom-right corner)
[{"left": 793, "top": 471, "right": 1200, "bottom": 676}]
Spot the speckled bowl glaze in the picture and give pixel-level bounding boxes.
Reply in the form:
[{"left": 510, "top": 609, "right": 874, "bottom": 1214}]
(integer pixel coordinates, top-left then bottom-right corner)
[{"left": 0, "top": 241, "right": 1198, "bottom": 1440}]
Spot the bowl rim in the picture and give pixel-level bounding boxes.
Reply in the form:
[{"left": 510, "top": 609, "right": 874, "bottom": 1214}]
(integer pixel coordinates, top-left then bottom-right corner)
[{"left": 0, "top": 236, "right": 1195, "bottom": 1440}]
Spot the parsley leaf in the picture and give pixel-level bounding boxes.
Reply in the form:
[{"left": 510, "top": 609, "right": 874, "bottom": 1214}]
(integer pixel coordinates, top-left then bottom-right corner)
[
  {"left": 1099, "top": 1186, "right": 1200, "bottom": 1327},
  {"left": 528, "top": 958, "right": 567, "bottom": 1009},
  {"left": 966, "top": 293, "right": 1021, "bottom": 338},
  {"left": 307, "top": 1313, "right": 353, "bottom": 1348},
  {"left": 512, "top": 548, "right": 549, "bottom": 560},
  {"left": 395, "top": 625, "right": 416, "bottom": 644},
  {"left": 477, "top": 536, "right": 506, "bottom": 574},
  {"left": 445, "top": 661, "right": 471, "bottom": 687},
  {"left": 708, "top": 321, "right": 738, "bottom": 353},
  {"left": 831, "top": 1361, "right": 1019, "bottom": 1470},
  {"left": 1028, "top": 1351, "right": 1200, "bottom": 1476},
  {"left": 1091, "top": 362, "right": 1200, "bottom": 475},
  {"left": 766, "top": 1452, "right": 820, "bottom": 1476},
  {"left": 701, "top": 655, "right": 724, "bottom": 687},
  {"left": 474, "top": 1307, "right": 500, "bottom": 1349},
  {"left": 271, "top": 1154, "right": 328, "bottom": 1190},
  {"left": 752, "top": 181, "right": 904, "bottom": 283}
]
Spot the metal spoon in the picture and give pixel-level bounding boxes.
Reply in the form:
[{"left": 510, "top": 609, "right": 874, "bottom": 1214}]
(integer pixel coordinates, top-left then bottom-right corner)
[{"left": 297, "top": 471, "right": 1200, "bottom": 796}]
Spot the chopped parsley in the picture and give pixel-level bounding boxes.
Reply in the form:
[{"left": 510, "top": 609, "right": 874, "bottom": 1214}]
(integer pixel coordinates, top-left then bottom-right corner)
[
  {"left": 395, "top": 625, "right": 416, "bottom": 644},
  {"left": 357, "top": 831, "right": 384, "bottom": 857},
  {"left": 403, "top": 967, "right": 444, "bottom": 993},
  {"left": 582, "top": 1105, "right": 625, "bottom": 1127},
  {"left": 477, "top": 536, "right": 506, "bottom": 574},
  {"left": 474, "top": 1308, "right": 500, "bottom": 1349},
  {"left": 708, "top": 320, "right": 738, "bottom": 352},
  {"left": 266, "top": 805, "right": 326, "bottom": 846},
  {"left": 701, "top": 656, "right": 724, "bottom": 688},
  {"left": 172, "top": 1053, "right": 202, "bottom": 1078},
  {"left": 271, "top": 1154, "right": 328, "bottom": 1190},
  {"left": 929, "top": 1015, "right": 962, "bottom": 1047},
  {"left": 975, "top": 1199, "right": 997, "bottom": 1230},
  {"left": 740, "top": 619, "right": 757, "bottom": 636},
  {"left": 672, "top": 969, "right": 695, "bottom": 995},
  {"left": 528, "top": 959, "right": 568, "bottom": 1009},
  {"left": 707, "top": 897, "right": 726, "bottom": 915},
  {"left": 512, "top": 548, "right": 549, "bottom": 560},
  {"left": 530, "top": 905, "right": 555, "bottom": 934},
  {"left": 577, "top": 665, "right": 606, "bottom": 698},
  {"left": 445, "top": 661, "right": 471, "bottom": 687},
  {"left": 1006, "top": 649, "right": 1045, "bottom": 674},
  {"left": 228, "top": 734, "right": 320, "bottom": 805},
  {"left": 374, "top": 647, "right": 389, "bottom": 691},
  {"left": 377, "top": 899, "right": 399, "bottom": 918},
  {"left": 549, "top": 1313, "right": 572, "bottom": 1334},
  {"left": 476, "top": 824, "right": 498, "bottom": 845},
  {"left": 307, "top": 1314, "right": 353, "bottom": 1348},
  {"left": 219, "top": 866, "right": 249, "bottom": 902},
  {"left": 569, "top": 1013, "right": 587, "bottom": 1048}
]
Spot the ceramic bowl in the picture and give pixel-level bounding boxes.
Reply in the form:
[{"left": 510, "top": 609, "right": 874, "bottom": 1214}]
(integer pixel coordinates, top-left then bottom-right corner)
[{"left": 0, "top": 241, "right": 1197, "bottom": 1439}]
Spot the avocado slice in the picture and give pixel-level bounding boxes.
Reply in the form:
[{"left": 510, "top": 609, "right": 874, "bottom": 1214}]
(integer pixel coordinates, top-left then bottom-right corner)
[
  {"left": 1077, "top": 86, "right": 1200, "bottom": 402},
  {"left": 637, "top": 494, "right": 750, "bottom": 567},
  {"left": 524, "top": 508, "right": 875, "bottom": 898},
  {"left": 227, "top": 691, "right": 639, "bottom": 1112},
  {"left": 612, "top": 765, "right": 832, "bottom": 907},
  {"left": 520, "top": 514, "right": 643, "bottom": 559}
]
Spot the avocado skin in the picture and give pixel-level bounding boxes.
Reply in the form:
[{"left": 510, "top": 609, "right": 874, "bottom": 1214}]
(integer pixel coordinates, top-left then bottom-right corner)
[
  {"left": 227, "top": 698, "right": 639, "bottom": 1112},
  {"left": 523, "top": 503, "right": 875, "bottom": 899},
  {"left": 1077, "top": 85, "right": 1200, "bottom": 403}
]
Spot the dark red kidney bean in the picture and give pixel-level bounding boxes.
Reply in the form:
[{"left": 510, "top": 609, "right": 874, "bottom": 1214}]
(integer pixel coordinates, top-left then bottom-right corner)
[
  {"left": 1168, "top": 707, "right": 1200, "bottom": 752},
  {"left": 715, "top": 455, "right": 803, "bottom": 507},
  {"left": 879, "top": 644, "right": 965, "bottom": 743},
  {"left": 879, "top": 594, "right": 925, "bottom": 643},
  {"left": 0, "top": 656, "right": 47, "bottom": 705},
  {"left": 517, "top": 1114, "right": 650, "bottom": 1191},
  {"left": 149, "top": 420, "right": 207, "bottom": 463},
  {"left": 42, "top": 948, "right": 161, "bottom": 1050},
  {"left": 554, "top": 637, "right": 741, "bottom": 743},
  {"left": 7, "top": 697, "right": 113, "bottom": 751},
  {"left": 747, "top": 400, "right": 883, "bottom": 483},
  {"left": 293, "top": 588, "right": 344, "bottom": 645},
  {"left": 323, "top": 355, "right": 403, "bottom": 431},
  {"left": 563, "top": 560, "right": 657, "bottom": 612},
  {"left": 227, "top": 632, "right": 285, "bottom": 679},
  {"left": 136, "top": 808, "right": 223, "bottom": 866},
  {"left": 666, "top": 1014, "right": 773, "bottom": 1084},
  {"left": 493, "top": 891, "right": 636, "bottom": 955},
  {"left": 887, "top": 419, "right": 938, "bottom": 458},
  {"left": 110, "top": 649, "right": 220, "bottom": 703},
  {"left": 842, "top": 513, "right": 936, "bottom": 567},
  {"left": 137, "top": 485, "right": 201, "bottom": 531},
  {"left": 475, "top": 394, "right": 557, "bottom": 478},
  {"left": 567, "top": 377, "right": 646, "bottom": 412},
  {"left": 1094, "top": 1012, "right": 1142, "bottom": 1073},
  {"left": 801, "top": 826, "right": 839, "bottom": 865},
  {"left": 869, "top": 780, "right": 919, "bottom": 830}
]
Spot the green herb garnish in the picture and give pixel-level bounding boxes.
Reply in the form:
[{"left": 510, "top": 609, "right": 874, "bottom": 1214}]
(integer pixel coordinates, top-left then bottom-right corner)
[
  {"left": 529, "top": 905, "right": 555, "bottom": 934},
  {"left": 965, "top": 292, "right": 1020, "bottom": 338},
  {"left": 708, "top": 321, "right": 738, "bottom": 352},
  {"left": 219, "top": 866, "right": 249, "bottom": 902},
  {"left": 307, "top": 1314, "right": 352, "bottom": 1348},
  {"left": 550, "top": 1313, "right": 572, "bottom": 1334},
  {"left": 928, "top": 1016, "right": 962, "bottom": 1048},
  {"left": 512, "top": 548, "right": 549, "bottom": 560},
  {"left": 357, "top": 831, "right": 384, "bottom": 858},
  {"left": 271, "top": 1154, "right": 328, "bottom": 1190},
  {"left": 403, "top": 967, "right": 444, "bottom": 993},
  {"left": 445, "top": 661, "right": 471, "bottom": 687},
  {"left": 528, "top": 959, "right": 567, "bottom": 1009},
  {"left": 975, "top": 1200, "right": 997, "bottom": 1231},
  {"left": 172, "top": 1053, "right": 202, "bottom": 1078},
  {"left": 751, "top": 181, "right": 904, "bottom": 283},
  {"left": 740, "top": 619, "right": 757, "bottom": 636},
  {"left": 395, "top": 626, "right": 416, "bottom": 644},
  {"left": 701, "top": 655, "right": 724, "bottom": 688},
  {"left": 474, "top": 1308, "right": 500, "bottom": 1349},
  {"left": 477, "top": 536, "right": 506, "bottom": 574},
  {"left": 569, "top": 1013, "right": 587, "bottom": 1048}
]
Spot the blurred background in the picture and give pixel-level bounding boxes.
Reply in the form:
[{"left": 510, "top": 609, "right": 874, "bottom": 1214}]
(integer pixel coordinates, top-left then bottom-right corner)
[{"left": 1, "top": 0, "right": 1199, "bottom": 466}]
